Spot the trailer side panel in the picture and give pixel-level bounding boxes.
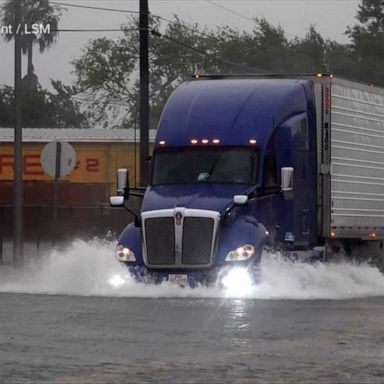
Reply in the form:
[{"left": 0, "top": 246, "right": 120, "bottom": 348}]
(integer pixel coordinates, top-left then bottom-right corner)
[{"left": 330, "top": 79, "right": 384, "bottom": 238}]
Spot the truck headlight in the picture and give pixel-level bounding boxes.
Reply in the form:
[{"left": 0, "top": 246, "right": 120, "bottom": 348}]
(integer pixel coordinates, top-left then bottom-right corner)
[
  {"left": 225, "top": 244, "right": 255, "bottom": 261},
  {"left": 115, "top": 244, "right": 136, "bottom": 262},
  {"left": 222, "top": 268, "right": 253, "bottom": 296}
]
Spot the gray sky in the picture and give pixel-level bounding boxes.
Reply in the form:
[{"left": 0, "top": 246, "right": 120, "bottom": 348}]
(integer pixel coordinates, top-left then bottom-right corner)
[{"left": 0, "top": 0, "right": 361, "bottom": 89}]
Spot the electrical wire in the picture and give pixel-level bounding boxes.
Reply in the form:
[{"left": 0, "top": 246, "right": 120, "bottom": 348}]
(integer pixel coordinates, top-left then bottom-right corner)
[
  {"left": 44, "top": 4, "right": 259, "bottom": 73},
  {"left": 151, "top": 29, "right": 259, "bottom": 72},
  {"left": 71, "top": 95, "right": 130, "bottom": 106},
  {"left": 204, "top": 0, "right": 300, "bottom": 39},
  {"left": 205, "top": 0, "right": 254, "bottom": 23},
  {"left": 0, "top": 84, "right": 130, "bottom": 107},
  {"left": 152, "top": 14, "right": 223, "bottom": 44},
  {"left": 47, "top": 1, "right": 297, "bottom": 71},
  {"left": 50, "top": 28, "right": 136, "bottom": 32},
  {"left": 50, "top": 1, "right": 139, "bottom": 14}
]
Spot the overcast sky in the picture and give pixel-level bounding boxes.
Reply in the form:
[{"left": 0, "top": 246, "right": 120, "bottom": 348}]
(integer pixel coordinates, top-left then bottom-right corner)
[{"left": 0, "top": 0, "right": 361, "bottom": 89}]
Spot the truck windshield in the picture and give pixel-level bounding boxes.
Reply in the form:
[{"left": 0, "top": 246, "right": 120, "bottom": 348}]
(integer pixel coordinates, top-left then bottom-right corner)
[{"left": 152, "top": 147, "right": 259, "bottom": 186}]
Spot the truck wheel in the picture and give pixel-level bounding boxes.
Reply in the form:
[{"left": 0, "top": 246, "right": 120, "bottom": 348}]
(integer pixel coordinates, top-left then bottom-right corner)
[
  {"left": 323, "top": 239, "right": 348, "bottom": 262},
  {"left": 363, "top": 240, "right": 384, "bottom": 273}
]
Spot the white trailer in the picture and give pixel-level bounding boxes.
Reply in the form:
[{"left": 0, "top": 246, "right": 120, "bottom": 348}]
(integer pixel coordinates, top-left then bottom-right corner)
[{"left": 314, "top": 76, "right": 384, "bottom": 241}]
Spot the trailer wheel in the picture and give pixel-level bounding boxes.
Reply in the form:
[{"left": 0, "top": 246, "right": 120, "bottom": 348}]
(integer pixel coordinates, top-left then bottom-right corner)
[
  {"left": 323, "top": 239, "right": 348, "bottom": 262},
  {"left": 325, "top": 240, "right": 384, "bottom": 273},
  {"left": 362, "top": 240, "right": 384, "bottom": 273}
]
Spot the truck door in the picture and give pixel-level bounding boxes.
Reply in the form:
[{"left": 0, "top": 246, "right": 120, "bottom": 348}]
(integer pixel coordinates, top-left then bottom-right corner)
[
  {"left": 292, "top": 117, "right": 310, "bottom": 246},
  {"left": 275, "top": 112, "right": 316, "bottom": 246}
]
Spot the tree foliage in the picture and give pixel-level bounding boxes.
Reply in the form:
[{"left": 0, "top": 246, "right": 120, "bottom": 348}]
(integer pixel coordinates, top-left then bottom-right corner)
[
  {"left": 346, "top": 0, "right": 384, "bottom": 84},
  {"left": 2, "top": 0, "right": 381, "bottom": 130},
  {"left": 0, "top": 81, "right": 86, "bottom": 128},
  {"left": 73, "top": 16, "right": 349, "bottom": 130},
  {"left": 1, "top": 0, "right": 63, "bottom": 76}
]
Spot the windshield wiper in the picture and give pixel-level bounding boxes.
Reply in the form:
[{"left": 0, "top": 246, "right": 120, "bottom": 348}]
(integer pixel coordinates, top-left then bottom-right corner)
[{"left": 206, "top": 158, "right": 221, "bottom": 181}]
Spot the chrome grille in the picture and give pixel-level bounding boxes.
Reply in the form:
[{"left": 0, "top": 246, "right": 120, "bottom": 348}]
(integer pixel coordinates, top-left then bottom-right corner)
[
  {"left": 145, "top": 217, "right": 175, "bottom": 265},
  {"left": 182, "top": 217, "right": 214, "bottom": 265},
  {"left": 141, "top": 209, "right": 220, "bottom": 269}
]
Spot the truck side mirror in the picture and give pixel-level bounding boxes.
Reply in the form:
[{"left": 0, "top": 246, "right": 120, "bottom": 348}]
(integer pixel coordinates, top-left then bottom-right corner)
[
  {"left": 110, "top": 196, "right": 125, "bottom": 207},
  {"left": 116, "top": 168, "right": 129, "bottom": 200},
  {"left": 281, "top": 167, "right": 294, "bottom": 200},
  {"left": 233, "top": 195, "right": 248, "bottom": 205}
]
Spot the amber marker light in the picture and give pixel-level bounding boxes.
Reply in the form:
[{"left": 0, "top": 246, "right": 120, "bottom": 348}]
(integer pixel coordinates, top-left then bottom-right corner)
[
  {"left": 212, "top": 139, "right": 220, "bottom": 144},
  {"left": 329, "top": 73, "right": 334, "bottom": 78},
  {"left": 159, "top": 140, "right": 166, "bottom": 145},
  {"left": 330, "top": 231, "right": 336, "bottom": 238},
  {"left": 369, "top": 232, "right": 377, "bottom": 239},
  {"left": 191, "top": 139, "right": 198, "bottom": 144},
  {"left": 202, "top": 139, "right": 209, "bottom": 144},
  {"left": 316, "top": 73, "right": 323, "bottom": 78},
  {"left": 249, "top": 139, "right": 257, "bottom": 145}
]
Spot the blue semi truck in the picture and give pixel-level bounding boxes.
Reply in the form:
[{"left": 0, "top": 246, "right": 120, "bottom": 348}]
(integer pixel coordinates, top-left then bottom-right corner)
[{"left": 110, "top": 74, "right": 384, "bottom": 288}]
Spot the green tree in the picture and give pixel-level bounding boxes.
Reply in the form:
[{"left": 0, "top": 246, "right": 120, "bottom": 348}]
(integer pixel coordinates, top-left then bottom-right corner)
[
  {"left": 0, "top": 82, "right": 86, "bottom": 128},
  {"left": 0, "top": 86, "right": 14, "bottom": 127},
  {"left": 73, "top": 16, "right": 222, "bottom": 129},
  {"left": 346, "top": 0, "right": 384, "bottom": 84},
  {"left": 289, "top": 26, "right": 327, "bottom": 72},
  {"left": 72, "top": 16, "right": 352, "bottom": 130},
  {"left": 1, "top": 0, "right": 62, "bottom": 77}
]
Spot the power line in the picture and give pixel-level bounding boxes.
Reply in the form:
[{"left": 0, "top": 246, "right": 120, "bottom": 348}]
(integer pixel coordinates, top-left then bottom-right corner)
[
  {"left": 205, "top": 0, "right": 254, "bottom": 23},
  {"left": 51, "top": 28, "right": 136, "bottom": 32},
  {"left": 71, "top": 95, "right": 130, "bottom": 106},
  {"left": 50, "top": 2, "right": 139, "bottom": 14},
  {"left": 48, "top": 3, "right": 258, "bottom": 73},
  {"left": 152, "top": 14, "right": 222, "bottom": 43},
  {"left": 150, "top": 14, "right": 263, "bottom": 72},
  {"left": 205, "top": 0, "right": 300, "bottom": 39},
  {"left": 151, "top": 29, "right": 259, "bottom": 73},
  {"left": 51, "top": 1, "right": 298, "bottom": 41},
  {"left": 0, "top": 84, "right": 131, "bottom": 107}
]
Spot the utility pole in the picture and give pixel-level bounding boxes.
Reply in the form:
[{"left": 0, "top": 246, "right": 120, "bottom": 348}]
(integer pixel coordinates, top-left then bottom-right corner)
[
  {"left": 139, "top": 0, "right": 150, "bottom": 187},
  {"left": 13, "top": 0, "right": 23, "bottom": 266}
]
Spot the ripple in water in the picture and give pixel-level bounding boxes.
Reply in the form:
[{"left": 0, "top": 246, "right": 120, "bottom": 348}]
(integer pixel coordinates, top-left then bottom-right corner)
[{"left": 0, "top": 239, "right": 384, "bottom": 299}]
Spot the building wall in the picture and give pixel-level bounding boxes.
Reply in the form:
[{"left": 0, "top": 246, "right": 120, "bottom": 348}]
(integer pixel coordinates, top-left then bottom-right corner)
[{"left": 0, "top": 141, "right": 150, "bottom": 206}]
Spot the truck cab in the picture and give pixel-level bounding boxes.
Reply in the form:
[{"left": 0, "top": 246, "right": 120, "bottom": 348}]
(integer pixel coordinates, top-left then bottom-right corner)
[{"left": 111, "top": 78, "right": 320, "bottom": 288}]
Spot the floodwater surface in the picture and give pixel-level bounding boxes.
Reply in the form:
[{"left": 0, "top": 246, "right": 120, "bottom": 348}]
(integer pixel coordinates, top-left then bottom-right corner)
[{"left": 0, "top": 240, "right": 384, "bottom": 383}]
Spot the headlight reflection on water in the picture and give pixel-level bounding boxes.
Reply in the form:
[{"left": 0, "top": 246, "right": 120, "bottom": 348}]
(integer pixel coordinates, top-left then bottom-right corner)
[
  {"left": 222, "top": 268, "right": 253, "bottom": 297},
  {"left": 107, "top": 268, "right": 255, "bottom": 296},
  {"left": 108, "top": 274, "right": 126, "bottom": 288}
]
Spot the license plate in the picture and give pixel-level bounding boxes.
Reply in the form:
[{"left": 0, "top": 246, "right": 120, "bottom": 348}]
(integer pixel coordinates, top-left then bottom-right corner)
[{"left": 168, "top": 274, "right": 188, "bottom": 286}]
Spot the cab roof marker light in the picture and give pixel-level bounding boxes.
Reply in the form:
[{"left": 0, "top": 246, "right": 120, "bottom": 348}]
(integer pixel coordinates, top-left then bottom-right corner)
[
  {"left": 212, "top": 139, "right": 220, "bottom": 144},
  {"left": 249, "top": 139, "right": 257, "bottom": 145},
  {"left": 202, "top": 139, "right": 209, "bottom": 144},
  {"left": 316, "top": 73, "right": 323, "bottom": 78},
  {"left": 191, "top": 139, "right": 198, "bottom": 144},
  {"left": 159, "top": 140, "right": 166, "bottom": 145}
]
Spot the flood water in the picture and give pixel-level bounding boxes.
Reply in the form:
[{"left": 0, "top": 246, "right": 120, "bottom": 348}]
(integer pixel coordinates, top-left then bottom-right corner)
[{"left": 1, "top": 240, "right": 384, "bottom": 383}]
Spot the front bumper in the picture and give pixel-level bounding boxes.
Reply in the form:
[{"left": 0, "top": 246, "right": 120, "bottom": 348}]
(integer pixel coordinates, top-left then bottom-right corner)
[{"left": 124, "top": 263, "right": 261, "bottom": 288}]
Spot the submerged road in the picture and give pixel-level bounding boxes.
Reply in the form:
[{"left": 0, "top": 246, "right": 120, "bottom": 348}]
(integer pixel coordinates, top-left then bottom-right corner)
[{"left": 1, "top": 293, "right": 384, "bottom": 384}]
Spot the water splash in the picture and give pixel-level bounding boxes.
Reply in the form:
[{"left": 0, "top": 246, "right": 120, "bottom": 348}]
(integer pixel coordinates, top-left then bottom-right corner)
[{"left": 0, "top": 239, "right": 384, "bottom": 300}]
